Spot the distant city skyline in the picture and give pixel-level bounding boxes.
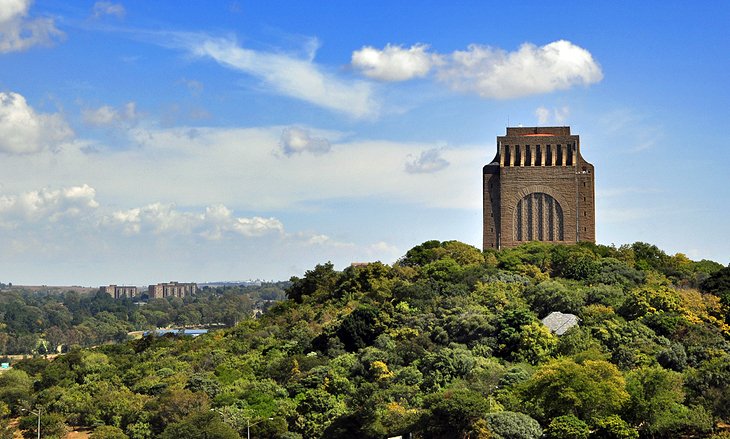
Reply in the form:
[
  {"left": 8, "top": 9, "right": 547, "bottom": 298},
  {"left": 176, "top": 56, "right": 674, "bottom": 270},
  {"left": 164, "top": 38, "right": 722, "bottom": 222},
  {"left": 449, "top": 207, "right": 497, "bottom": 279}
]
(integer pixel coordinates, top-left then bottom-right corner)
[{"left": 0, "top": 1, "right": 728, "bottom": 285}]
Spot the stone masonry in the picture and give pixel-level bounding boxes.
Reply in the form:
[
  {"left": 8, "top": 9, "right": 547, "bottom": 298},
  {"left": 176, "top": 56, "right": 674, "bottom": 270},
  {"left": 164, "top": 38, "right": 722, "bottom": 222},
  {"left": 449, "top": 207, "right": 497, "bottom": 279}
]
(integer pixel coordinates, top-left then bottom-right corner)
[{"left": 483, "top": 126, "right": 595, "bottom": 249}]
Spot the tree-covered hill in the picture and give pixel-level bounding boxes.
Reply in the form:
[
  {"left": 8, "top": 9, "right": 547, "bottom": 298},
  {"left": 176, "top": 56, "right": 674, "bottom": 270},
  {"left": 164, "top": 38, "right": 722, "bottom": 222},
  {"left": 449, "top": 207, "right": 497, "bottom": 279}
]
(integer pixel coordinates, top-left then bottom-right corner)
[
  {"left": 0, "top": 283, "right": 288, "bottom": 356},
  {"left": 3, "top": 241, "right": 730, "bottom": 439}
]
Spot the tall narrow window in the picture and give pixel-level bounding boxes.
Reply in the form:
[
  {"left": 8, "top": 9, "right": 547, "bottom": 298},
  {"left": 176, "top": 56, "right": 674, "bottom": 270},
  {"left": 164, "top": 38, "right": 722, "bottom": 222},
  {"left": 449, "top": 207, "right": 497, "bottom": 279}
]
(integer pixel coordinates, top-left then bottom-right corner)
[
  {"left": 525, "top": 145, "right": 532, "bottom": 166},
  {"left": 567, "top": 144, "right": 574, "bottom": 166},
  {"left": 504, "top": 145, "right": 511, "bottom": 166},
  {"left": 515, "top": 145, "right": 521, "bottom": 166},
  {"left": 546, "top": 145, "right": 552, "bottom": 166},
  {"left": 515, "top": 192, "right": 564, "bottom": 242},
  {"left": 557, "top": 144, "right": 563, "bottom": 165},
  {"left": 535, "top": 145, "right": 542, "bottom": 166}
]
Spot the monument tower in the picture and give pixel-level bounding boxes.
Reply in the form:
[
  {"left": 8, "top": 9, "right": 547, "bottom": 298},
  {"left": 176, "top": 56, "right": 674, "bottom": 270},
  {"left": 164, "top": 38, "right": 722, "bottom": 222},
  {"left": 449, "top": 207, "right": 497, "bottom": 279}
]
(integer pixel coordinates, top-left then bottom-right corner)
[{"left": 483, "top": 126, "right": 595, "bottom": 250}]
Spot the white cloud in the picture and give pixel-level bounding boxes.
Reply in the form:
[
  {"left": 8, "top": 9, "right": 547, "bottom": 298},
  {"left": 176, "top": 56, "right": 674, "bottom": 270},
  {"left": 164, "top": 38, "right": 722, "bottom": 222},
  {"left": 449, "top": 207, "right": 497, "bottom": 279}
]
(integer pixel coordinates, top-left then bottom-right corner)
[
  {"left": 105, "top": 202, "right": 284, "bottom": 239},
  {"left": 437, "top": 40, "right": 602, "bottom": 98},
  {"left": 82, "top": 101, "right": 138, "bottom": 126},
  {"left": 405, "top": 147, "right": 450, "bottom": 173},
  {"left": 536, "top": 105, "right": 570, "bottom": 125},
  {"left": 0, "top": 184, "right": 98, "bottom": 224},
  {"left": 351, "top": 44, "right": 434, "bottom": 81},
  {"left": 0, "top": 123, "right": 490, "bottom": 284},
  {"left": 0, "top": 123, "right": 484, "bottom": 228},
  {"left": 0, "top": 0, "right": 63, "bottom": 53},
  {"left": 171, "top": 34, "right": 378, "bottom": 118},
  {"left": 351, "top": 40, "right": 602, "bottom": 99},
  {"left": 279, "top": 127, "right": 331, "bottom": 156},
  {"left": 0, "top": 91, "right": 73, "bottom": 154},
  {"left": 92, "top": 1, "right": 125, "bottom": 19}
]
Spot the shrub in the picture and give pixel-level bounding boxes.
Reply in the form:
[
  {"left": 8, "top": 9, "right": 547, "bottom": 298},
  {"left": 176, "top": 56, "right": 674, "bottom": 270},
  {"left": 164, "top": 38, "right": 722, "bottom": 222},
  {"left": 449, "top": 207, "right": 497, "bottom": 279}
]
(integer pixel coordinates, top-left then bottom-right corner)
[
  {"left": 591, "top": 415, "right": 638, "bottom": 439},
  {"left": 546, "top": 415, "right": 589, "bottom": 439},
  {"left": 484, "top": 411, "right": 542, "bottom": 439}
]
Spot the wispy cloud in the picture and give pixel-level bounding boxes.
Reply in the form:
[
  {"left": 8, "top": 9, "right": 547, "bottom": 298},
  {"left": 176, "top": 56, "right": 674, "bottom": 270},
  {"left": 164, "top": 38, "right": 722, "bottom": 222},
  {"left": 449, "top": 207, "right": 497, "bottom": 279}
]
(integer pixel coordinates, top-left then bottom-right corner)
[
  {"left": 279, "top": 127, "right": 331, "bottom": 156},
  {"left": 0, "top": 0, "right": 63, "bottom": 53},
  {"left": 82, "top": 101, "right": 138, "bottom": 126},
  {"left": 536, "top": 105, "right": 570, "bottom": 125},
  {"left": 405, "top": 147, "right": 450, "bottom": 174},
  {"left": 352, "top": 40, "right": 602, "bottom": 99},
  {"left": 92, "top": 1, "right": 125, "bottom": 20},
  {"left": 597, "top": 109, "right": 664, "bottom": 153},
  {"left": 161, "top": 33, "right": 379, "bottom": 118},
  {"left": 178, "top": 78, "right": 204, "bottom": 96}
]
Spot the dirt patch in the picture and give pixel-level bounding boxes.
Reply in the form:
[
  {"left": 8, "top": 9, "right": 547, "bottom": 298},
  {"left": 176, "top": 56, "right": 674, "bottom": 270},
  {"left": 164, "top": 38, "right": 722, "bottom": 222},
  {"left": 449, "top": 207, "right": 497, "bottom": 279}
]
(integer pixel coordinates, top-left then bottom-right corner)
[{"left": 65, "top": 429, "right": 92, "bottom": 438}]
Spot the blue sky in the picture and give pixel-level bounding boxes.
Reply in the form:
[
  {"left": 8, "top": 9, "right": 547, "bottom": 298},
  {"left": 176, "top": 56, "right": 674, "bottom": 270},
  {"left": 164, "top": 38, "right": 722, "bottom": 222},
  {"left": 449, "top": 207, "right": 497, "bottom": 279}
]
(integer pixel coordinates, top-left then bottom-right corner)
[{"left": 0, "top": 0, "right": 728, "bottom": 285}]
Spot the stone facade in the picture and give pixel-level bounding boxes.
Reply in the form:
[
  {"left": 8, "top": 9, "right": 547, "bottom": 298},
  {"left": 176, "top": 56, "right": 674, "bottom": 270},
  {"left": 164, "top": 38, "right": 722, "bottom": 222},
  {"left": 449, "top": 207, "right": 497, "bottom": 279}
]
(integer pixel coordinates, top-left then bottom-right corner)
[
  {"left": 101, "top": 285, "right": 138, "bottom": 299},
  {"left": 483, "top": 126, "right": 595, "bottom": 249},
  {"left": 147, "top": 281, "right": 198, "bottom": 299}
]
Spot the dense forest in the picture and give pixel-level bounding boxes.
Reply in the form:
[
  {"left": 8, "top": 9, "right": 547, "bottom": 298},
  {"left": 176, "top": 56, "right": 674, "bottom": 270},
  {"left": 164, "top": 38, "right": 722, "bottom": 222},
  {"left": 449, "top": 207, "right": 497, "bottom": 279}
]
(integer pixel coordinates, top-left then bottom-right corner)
[
  {"left": 2, "top": 240, "right": 730, "bottom": 439},
  {"left": 0, "top": 283, "right": 288, "bottom": 355}
]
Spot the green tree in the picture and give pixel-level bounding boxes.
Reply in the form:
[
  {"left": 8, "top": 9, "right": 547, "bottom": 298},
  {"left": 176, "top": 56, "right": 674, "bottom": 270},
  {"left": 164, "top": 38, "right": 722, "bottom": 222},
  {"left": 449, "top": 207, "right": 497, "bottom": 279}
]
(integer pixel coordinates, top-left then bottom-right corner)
[
  {"left": 291, "top": 388, "right": 347, "bottom": 438},
  {"left": 545, "top": 414, "right": 589, "bottom": 439},
  {"left": 160, "top": 412, "right": 240, "bottom": 439},
  {"left": 550, "top": 245, "right": 599, "bottom": 281},
  {"left": 421, "top": 389, "right": 490, "bottom": 438},
  {"left": 524, "top": 280, "right": 585, "bottom": 317},
  {"left": 336, "top": 305, "right": 384, "bottom": 352},
  {"left": 701, "top": 266, "right": 730, "bottom": 310},
  {"left": 591, "top": 415, "right": 638, "bottom": 439},
  {"left": 685, "top": 354, "right": 730, "bottom": 420},
  {"left": 92, "top": 425, "right": 130, "bottom": 439},
  {"left": 520, "top": 358, "right": 628, "bottom": 423},
  {"left": 483, "top": 411, "right": 542, "bottom": 439},
  {"left": 0, "top": 369, "right": 34, "bottom": 415},
  {"left": 19, "top": 411, "right": 67, "bottom": 439},
  {"left": 625, "top": 365, "right": 712, "bottom": 437},
  {"left": 286, "top": 262, "right": 339, "bottom": 303}
]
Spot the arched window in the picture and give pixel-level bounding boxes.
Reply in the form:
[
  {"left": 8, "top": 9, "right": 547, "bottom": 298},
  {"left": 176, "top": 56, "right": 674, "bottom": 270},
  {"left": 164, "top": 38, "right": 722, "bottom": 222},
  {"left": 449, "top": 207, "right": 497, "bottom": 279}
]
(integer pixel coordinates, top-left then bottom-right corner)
[{"left": 514, "top": 192, "right": 564, "bottom": 241}]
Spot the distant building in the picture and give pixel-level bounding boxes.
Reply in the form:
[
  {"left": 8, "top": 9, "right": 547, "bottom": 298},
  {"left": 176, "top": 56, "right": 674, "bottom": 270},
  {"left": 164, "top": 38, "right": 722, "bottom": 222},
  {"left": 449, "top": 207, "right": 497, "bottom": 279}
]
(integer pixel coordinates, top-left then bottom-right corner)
[
  {"left": 147, "top": 281, "right": 198, "bottom": 299},
  {"left": 101, "top": 285, "right": 138, "bottom": 299},
  {"left": 483, "top": 126, "right": 595, "bottom": 249}
]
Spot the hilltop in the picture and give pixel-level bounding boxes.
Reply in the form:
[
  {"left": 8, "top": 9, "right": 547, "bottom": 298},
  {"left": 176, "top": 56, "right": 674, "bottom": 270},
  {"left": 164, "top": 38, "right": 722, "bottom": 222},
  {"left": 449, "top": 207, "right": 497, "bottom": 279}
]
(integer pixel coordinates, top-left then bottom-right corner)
[{"left": 2, "top": 240, "right": 730, "bottom": 439}]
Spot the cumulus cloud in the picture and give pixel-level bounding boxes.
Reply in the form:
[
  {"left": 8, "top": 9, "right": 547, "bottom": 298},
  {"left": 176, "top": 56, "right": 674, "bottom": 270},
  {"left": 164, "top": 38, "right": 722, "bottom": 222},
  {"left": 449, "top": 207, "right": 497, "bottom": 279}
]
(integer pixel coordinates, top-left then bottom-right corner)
[
  {"left": 351, "top": 43, "right": 434, "bottom": 81},
  {"left": 351, "top": 40, "right": 602, "bottom": 99},
  {"left": 82, "top": 101, "right": 138, "bottom": 126},
  {"left": 279, "top": 127, "right": 331, "bottom": 156},
  {"left": 0, "top": 91, "right": 73, "bottom": 154},
  {"left": 536, "top": 105, "right": 570, "bottom": 125},
  {"left": 0, "top": 0, "right": 63, "bottom": 53},
  {"left": 437, "top": 40, "right": 602, "bottom": 98},
  {"left": 92, "top": 1, "right": 125, "bottom": 19},
  {"left": 0, "top": 184, "right": 98, "bottom": 224},
  {"left": 405, "top": 148, "right": 450, "bottom": 174},
  {"left": 105, "top": 202, "right": 284, "bottom": 239}
]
